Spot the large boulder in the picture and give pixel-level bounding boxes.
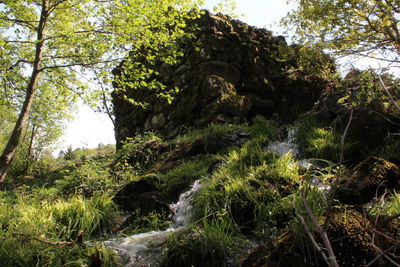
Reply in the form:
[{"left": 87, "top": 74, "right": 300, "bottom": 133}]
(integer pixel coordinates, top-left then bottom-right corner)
[{"left": 112, "top": 11, "right": 333, "bottom": 147}]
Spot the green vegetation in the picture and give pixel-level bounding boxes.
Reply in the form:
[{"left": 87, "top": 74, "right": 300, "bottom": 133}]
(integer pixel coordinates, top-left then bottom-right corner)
[
  {"left": 294, "top": 117, "right": 353, "bottom": 161},
  {"left": 1, "top": 1, "right": 399, "bottom": 265},
  {"left": 284, "top": 0, "right": 400, "bottom": 61}
]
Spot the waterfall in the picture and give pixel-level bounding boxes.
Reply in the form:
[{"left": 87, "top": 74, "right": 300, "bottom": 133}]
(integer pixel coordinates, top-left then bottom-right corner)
[{"left": 104, "top": 180, "right": 202, "bottom": 266}]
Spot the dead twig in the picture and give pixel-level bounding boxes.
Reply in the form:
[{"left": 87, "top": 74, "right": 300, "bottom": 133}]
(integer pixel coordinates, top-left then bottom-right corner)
[
  {"left": 378, "top": 75, "right": 400, "bottom": 114},
  {"left": 301, "top": 196, "right": 340, "bottom": 267},
  {"left": 366, "top": 241, "right": 400, "bottom": 267},
  {"left": 339, "top": 108, "right": 353, "bottom": 164},
  {"left": 13, "top": 233, "right": 80, "bottom": 246},
  {"left": 295, "top": 212, "right": 330, "bottom": 264}
]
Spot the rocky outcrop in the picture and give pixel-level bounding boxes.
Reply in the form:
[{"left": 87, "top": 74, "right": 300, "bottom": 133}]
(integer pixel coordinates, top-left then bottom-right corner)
[
  {"left": 314, "top": 69, "right": 400, "bottom": 154},
  {"left": 112, "top": 11, "right": 333, "bottom": 146}
]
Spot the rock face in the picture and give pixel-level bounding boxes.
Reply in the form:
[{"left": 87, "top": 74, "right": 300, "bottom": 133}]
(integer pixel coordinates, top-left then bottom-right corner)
[{"left": 112, "top": 11, "right": 333, "bottom": 146}]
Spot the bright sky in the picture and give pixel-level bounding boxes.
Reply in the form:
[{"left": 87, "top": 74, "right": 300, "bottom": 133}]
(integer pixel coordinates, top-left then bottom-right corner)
[{"left": 59, "top": 0, "right": 295, "bottom": 151}]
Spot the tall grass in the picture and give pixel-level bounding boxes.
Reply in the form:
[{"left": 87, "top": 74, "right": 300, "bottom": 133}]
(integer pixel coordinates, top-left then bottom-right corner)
[
  {"left": 0, "top": 193, "right": 118, "bottom": 266},
  {"left": 294, "top": 117, "right": 355, "bottom": 162},
  {"left": 192, "top": 138, "right": 300, "bottom": 235}
]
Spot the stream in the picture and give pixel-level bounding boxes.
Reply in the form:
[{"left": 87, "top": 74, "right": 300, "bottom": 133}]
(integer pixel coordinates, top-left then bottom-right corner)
[
  {"left": 104, "top": 130, "right": 331, "bottom": 266},
  {"left": 104, "top": 180, "right": 202, "bottom": 266}
]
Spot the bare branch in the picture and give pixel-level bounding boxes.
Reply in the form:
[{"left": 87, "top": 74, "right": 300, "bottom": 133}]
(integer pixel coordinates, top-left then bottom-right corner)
[
  {"left": 366, "top": 241, "right": 400, "bottom": 267},
  {"left": 13, "top": 233, "right": 76, "bottom": 246},
  {"left": 8, "top": 59, "right": 33, "bottom": 70},
  {"left": 301, "top": 196, "right": 339, "bottom": 267},
  {"left": 0, "top": 16, "right": 37, "bottom": 30},
  {"left": 339, "top": 108, "right": 353, "bottom": 164},
  {"left": 377, "top": 74, "right": 400, "bottom": 113},
  {"left": 295, "top": 212, "right": 330, "bottom": 265}
]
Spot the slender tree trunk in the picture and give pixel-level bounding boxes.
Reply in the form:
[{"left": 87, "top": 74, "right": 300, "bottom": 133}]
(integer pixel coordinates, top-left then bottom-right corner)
[
  {"left": 0, "top": 1, "right": 48, "bottom": 183},
  {"left": 25, "top": 123, "right": 38, "bottom": 175}
]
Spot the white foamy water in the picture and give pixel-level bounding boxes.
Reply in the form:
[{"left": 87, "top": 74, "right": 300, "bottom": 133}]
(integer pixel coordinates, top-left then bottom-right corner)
[
  {"left": 104, "top": 180, "right": 202, "bottom": 266},
  {"left": 266, "top": 128, "right": 331, "bottom": 195}
]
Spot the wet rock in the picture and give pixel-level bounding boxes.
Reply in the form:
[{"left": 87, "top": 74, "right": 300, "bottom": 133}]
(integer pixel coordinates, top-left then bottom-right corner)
[{"left": 332, "top": 157, "right": 400, "bottom": 205}]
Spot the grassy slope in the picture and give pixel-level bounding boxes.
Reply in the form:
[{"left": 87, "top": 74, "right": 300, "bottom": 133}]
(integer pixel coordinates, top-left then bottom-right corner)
[{"left": 0, "top": 116, "right": 399, "bottom": 266}]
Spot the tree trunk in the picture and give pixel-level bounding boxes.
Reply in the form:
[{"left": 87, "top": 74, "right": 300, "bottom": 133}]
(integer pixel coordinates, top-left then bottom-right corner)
[{"left": 0, "top": 1, "right": 48, "bottom": 183}]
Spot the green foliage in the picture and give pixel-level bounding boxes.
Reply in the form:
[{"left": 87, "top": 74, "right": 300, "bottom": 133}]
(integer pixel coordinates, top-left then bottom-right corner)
[
  {"left": 248, "top": 115, "right": 279, "bottom": 140},
  {"left": 119, "top": 211, "right": 171, "bottom": 235},
  {"left": 381, "top": 192, "right": 400, "bottom": 216},
  {"left": 0, "top": 191, "right": 118, "bottom": 266},
  {"left": 294, "top": 117, "right": 354, "bottom": 161},
  {"left": 61, "top": 144, "right": 116, "bottom": 162},
  {"left": 159, "top": 155, "right": 217, "bottom": 201},
  {"left": 338, "top": 69, "right": 400, "bottom": 110},
  {"left": 173, "top": 122, "right": 247, "bottom": 145},
  {"left": 193, "top": 140, "right": 300, "bottom": 235},
  {"left": 291, "top": 182, "right": 327, "bottom": 236},
  {"left": 114, "top": 132, "right": 163, "bottom": 172},
  {"left": 55, "top": 160, "right": 111, "bottom": 196},
  {"left": 284, "top": 0, "right": 400, "bottom": 61},
  {"left": 160, "top": 222, "right": 235, "bottom": 267}
]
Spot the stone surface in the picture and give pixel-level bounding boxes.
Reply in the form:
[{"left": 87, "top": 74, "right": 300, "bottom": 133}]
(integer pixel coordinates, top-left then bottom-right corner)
[
  {"left": 112, "top": 11, "right": 333, "bottom": 147},
  {"left": 113, "top": 174, "right": 167, "bottom": 214},
  {"left": 332, "top": 157, "right": 400, "bottom": 205}
]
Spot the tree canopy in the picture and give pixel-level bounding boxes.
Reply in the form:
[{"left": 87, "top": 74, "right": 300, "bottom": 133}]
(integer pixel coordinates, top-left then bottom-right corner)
[
  {"left": 284, "top": 0, "right": 400, "bottom": 65},
  {"left": 0, "top": 0, "right": 204, "bottom": 181}
]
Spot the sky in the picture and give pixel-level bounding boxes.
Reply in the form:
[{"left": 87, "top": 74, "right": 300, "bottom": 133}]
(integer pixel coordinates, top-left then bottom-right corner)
[{"left": 58, "top": 0, "right": 295, "bottom": 151}]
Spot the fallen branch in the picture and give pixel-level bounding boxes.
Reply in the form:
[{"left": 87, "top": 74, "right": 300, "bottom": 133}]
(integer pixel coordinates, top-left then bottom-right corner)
[
  {"left": 13, "top": 233, "right": 81, "bottom": 246},
  {"left": 301, "top": 196, "right": 340, "bottom": 267},
  {"left": 295, "top": 212, "right": 330, "bottom": 265},
  {"left": 339, "top": 108, "right": 353, "bottom": 164},
  {"left": 366, "top": 241, "right": 400, "bottom": 267}
]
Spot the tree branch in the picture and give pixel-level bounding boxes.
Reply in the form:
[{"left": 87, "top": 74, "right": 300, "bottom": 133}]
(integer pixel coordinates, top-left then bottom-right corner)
[
  {"left": 301, "top": 196, "right": 339, "bottom": 267},
  {"left": 0, "top": 16, "right": 37, "bottom": 30},
  {"left": 377, "top": 75, "right": 400, "bottom": 113},
  {"left": 339, "top": 108, "right": 353, "bottom": 164},
  {"left": 13, "top": 233, "right": 76, "bottom": 246}
]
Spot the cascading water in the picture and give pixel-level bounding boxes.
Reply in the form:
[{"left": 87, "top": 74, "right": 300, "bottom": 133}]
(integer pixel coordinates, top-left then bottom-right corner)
[
  {"left": 104, "top": 180, "right": 202, "bottom": 266},
  {"left": 266, "top": 128, "right": 331, "bottom": 194}
]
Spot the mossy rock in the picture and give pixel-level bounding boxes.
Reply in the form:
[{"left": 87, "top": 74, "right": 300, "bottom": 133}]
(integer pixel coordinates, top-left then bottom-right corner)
[
  {"left": 160, "top": 229, "right": 227, "bottom": 267},
  {"left": 325, "top": 209, "right": 375, "bottom": 266},
  {"left": 332, "top": 157, "right": 400, "bottom": 205}
]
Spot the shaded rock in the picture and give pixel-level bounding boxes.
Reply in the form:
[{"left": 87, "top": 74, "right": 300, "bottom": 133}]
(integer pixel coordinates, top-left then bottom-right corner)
[
  {"left": 112, "top": 11, "right": 333, "bottom": 146},
  {"left": 332, "top": 157, "right": 400, "bottom": 205},
  {"left": 138, "top": 191, "right": 170, "bottom": 214},
  {"left": 113, "top": 174, "right": 159, "bottom": 213}
]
